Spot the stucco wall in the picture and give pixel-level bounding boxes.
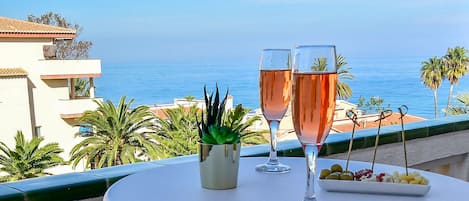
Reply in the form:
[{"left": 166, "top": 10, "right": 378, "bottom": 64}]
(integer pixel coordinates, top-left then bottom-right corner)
[
  {"left": 0, "top": 76, "right": 34, "bottom": 145},
  {"left": 0, "top": 38, "right": 51, "bottom": 65}
]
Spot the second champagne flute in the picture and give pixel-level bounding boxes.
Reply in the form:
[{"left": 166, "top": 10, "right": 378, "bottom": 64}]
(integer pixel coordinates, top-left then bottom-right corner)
[
  {"left": 292, "top": 45, "right": 338, "bottom": 200},
  {"left": 256, "top": 49, "right": 292, "bottom": 173}
]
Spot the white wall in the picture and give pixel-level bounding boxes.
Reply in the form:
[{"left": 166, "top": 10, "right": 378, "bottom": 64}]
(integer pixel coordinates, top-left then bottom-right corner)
[
  {"left": 0, "top": 38, "right": 98, "bottom": 173},
  {"left": 0, "top": 38, "right": 51, "bottom": 65},
  {"left": 0, "top": 77, "right": 34, "bottom": 145}
]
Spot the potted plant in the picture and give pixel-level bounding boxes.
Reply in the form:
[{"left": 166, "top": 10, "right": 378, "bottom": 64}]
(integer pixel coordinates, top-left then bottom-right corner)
[{"left": 198, "top": 85, "right": 257, "bottom": 190}]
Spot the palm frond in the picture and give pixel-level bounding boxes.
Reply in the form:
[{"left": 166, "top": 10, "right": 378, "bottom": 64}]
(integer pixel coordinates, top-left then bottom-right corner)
[
  {"left": 0, "top": 131, "right": 64, "bottom": 181},
  {"left": 70, "top": 96, "right": 158, "bottom": 169}
]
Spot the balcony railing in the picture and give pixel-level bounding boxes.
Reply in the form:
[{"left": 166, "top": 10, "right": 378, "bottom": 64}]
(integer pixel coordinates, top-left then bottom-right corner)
[
  {"left": 38, "top": 59, "right": 101, "bottom": 79},
  {"left": 57, "top": 97, "right": 103, "bottom": 119},
  {"left": 0, "top": 115, "right": 467, "bottom": 201}
]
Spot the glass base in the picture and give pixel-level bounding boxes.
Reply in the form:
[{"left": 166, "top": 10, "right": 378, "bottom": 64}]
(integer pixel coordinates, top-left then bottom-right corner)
[
  {"left": 304, "top": 196, "right": 317, "bottom": 201},
  {"left": 255, "top": 162, "right": 290, "bottom": 173}
]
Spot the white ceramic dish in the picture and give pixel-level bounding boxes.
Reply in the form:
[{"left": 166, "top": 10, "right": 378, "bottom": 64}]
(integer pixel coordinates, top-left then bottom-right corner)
[{"left": 318, "top": 179, "right": 431, "bottom": 196}]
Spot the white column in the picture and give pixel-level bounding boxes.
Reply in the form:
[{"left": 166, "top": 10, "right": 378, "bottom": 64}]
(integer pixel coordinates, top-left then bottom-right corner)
[{"left": 89, "top": 77, "right": 95, "bottom": 98}]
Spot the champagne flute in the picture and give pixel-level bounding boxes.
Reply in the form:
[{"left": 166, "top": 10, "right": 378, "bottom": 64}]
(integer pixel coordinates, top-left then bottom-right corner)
[
  {"left": 256, "top": 49, "right": 292, "bottom": 173},
  {"left": 292, "top": 45, "right": 337, "bottom": 200}
]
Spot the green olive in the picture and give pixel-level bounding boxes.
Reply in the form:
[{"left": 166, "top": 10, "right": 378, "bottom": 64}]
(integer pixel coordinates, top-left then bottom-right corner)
[
  {"left": 330, "top": 164, "right": 343, "bottom": 173},
  {"left": 325, "top": 172, "right": 341, "bottom": 180},
  {"left": 319, "top": 169, "right": 331, "bottom": 179},
  {"left": 340, "top": 171, "right": 354, "bottom": 180}
]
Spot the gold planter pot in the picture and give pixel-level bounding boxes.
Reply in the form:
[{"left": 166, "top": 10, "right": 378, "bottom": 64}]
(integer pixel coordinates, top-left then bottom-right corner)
[{"left": 199, "top": 143, "right": 241, "bottom": 190}]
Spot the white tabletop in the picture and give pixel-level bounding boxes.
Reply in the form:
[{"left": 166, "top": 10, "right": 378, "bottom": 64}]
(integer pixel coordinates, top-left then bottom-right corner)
[{"left": 104, "top": 157, "right": 469, "bottom": 201}]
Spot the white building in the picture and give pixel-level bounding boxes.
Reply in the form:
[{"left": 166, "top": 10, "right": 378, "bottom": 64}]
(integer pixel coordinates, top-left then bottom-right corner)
[
  {"left": 0, "top": 16, "right": 102, "bottom": 172},
  {"left": 150, "top": 96, "right": 233, "bottom": 118}
]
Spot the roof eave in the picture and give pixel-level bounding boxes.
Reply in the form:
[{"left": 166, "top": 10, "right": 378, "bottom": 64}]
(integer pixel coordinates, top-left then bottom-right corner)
[{"left": 0, "top": 32, "right": 76, "bottom": 39}]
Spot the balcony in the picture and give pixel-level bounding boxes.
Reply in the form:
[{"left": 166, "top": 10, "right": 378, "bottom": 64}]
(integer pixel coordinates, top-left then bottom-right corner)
[
  {"left": 0, "top": 115, "right": 467, "bottom": 200},
  {"left": 39, "top": 59, "right": 101, "bottom": 80},
  {"left": 57, "top": 97, "right": 103, "bottom": 119}
]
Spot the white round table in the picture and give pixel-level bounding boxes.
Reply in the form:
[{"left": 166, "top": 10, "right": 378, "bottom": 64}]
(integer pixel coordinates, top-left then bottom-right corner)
[{"left": 104, "top": 157, "right": 468, "bottom": 201}]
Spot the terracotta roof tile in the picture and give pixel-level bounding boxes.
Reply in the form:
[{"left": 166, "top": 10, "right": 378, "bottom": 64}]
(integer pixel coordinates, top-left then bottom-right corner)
[
  {"left": 0, "top": 68, "right": 28, "bottom": 77},
  {"left": 150, "top": 106, "right": 196, "bottom": 119},
  {"left": 0, "top": 16, "right": 76, "bottom": 38},
  {"left": 332, "top": 113, "right": 425, "bottom": 133}
]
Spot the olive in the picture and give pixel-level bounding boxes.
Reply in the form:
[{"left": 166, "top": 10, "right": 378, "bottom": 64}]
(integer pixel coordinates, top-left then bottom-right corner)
[
  {"left": 319, "top": 169, "right": 331, "bottom": 179},
  {"left": 325, "top": 172, "right": 341, "bottom": 180},
  {"left": 340, "top": 171, "right": 354, "bottom": 180},
  {"left": 330, "top": 164, "right": 343, "bottom": 173}
]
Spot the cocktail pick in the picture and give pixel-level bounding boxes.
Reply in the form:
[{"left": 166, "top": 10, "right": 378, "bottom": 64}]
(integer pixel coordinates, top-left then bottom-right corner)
[
  {"left": 398, "top": 105, "right": 409, "bottom": 176},
  {"left": 371, "top": 110, "right": 393, "bottom": 172},
  {"left": 345, "top": 110, "right": 360, "bottom": 172}
]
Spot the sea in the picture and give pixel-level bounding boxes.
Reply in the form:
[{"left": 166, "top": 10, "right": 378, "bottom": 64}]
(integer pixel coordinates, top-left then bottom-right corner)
[{"left": 95, "top": 57, "right": 469, "bottom": 119}]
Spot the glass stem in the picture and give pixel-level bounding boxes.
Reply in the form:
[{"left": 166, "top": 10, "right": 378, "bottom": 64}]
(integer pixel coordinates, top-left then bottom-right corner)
[
  {"left": 267, "top": 120, "right": 279, "bottom": 164},
  {"left": 304, "top": 144, "right": 319, "bottom": 201}
]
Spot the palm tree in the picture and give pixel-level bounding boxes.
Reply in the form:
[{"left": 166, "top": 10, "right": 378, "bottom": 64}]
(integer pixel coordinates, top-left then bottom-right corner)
[
  {"left": 223, "top": 104, "right": 267, "bottom": 146},
  {"left": 0, "top": 131, "right": 64, "bottom": 182},
  {"left": 448, "top": 93, "right": 469, "bottom": 115},
  {"left": 70, "top": 96, "right": 159, "bottom": 169},
  {"left": 336, "top": 54, "right": 354, "bottom": 100},
  {"left": 153, "top": 104, "right": 267, "bottom": 158},
  {"left": 74, "top": 78, "right": 90, "bottom": 97},
  {"left": 153, "top": 105, "right": 200, "bottom": 158},
  {"left": 311, "top": 54, "right": 354, "bottom": 99},
  {"left": 184, "top": 95, "right": 196, "bottom": 101},
  {"left": 443, "top": 46, "right": 469, "bottom": 116},
  {"left": 311, "top": 57, "right": 328, "bottom": 71},
  {"left": 421, "top": 57, "right": 445, "bottom": 118}
]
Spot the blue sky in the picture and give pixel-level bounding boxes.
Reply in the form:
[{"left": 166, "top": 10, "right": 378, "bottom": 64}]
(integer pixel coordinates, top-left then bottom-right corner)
[{"left": 2, "top": 0, "right": 469, "bottom": 63}]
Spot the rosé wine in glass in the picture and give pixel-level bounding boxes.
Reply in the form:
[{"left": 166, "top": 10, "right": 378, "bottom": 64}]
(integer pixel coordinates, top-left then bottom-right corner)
[
  {"left": 256, "top": 49, "right": 292, "bottom": 173},
  {"left": 292, "top": 72, "right": 337, "bottom": 149},
  {"left": 260, "top": 69, "right": 292, "bottom": 121}
]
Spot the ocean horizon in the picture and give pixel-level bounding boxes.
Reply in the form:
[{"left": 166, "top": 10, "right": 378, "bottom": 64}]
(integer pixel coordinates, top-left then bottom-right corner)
[{"left": 95, "top": 56, "right": 469, "bottom": 119}]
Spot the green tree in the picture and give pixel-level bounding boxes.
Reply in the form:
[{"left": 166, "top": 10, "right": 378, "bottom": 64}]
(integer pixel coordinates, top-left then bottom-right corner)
[
  {"left": 337, "top": 54, "right": 354, "bottom": 100},
  {"left": 0, "top": 131, "right": 64, "bottom": 182},
  {"left": 448, "top": 93, "right": 469, "bottom": 115},
  {"left": 27, "top": 12, "right": 92, "bottom": 59},
  {"left": 74, "top": 78, "right": 90, "bottom": 97},
  {"left": 153, "top": 105, "right": 200, "bottom": 158},
  {"left": 443, "top": 46, "right": 469, "bottom": 116},
  {"left": 421, "top": 57, "right": 445, "bottom": 118},
  {"left": 357, "top": 96, "right": 390, "bottom": 114},
  {"left": 184, "top": 96, "right": 196, "bottom": 101},
  {"left": 153, "top": 104, "right": 267, "bottom": 158},
  {"left": 70, "top": 97, "right": 159, "bottom": 169},
  {"left": 310, "top": 54, "right": 354, "bottom": 99},
  {"left": 223, "top": 105, "right": 267, "bottom": 146},
  {"left": 311, "top": 57, "right": 328, "bottom": 71}
]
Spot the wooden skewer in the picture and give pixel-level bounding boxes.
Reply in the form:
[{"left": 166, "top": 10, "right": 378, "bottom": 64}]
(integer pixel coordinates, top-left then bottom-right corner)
[
  {"left": 345, "top": 110, "right": 360, "bottom": 172},
  {"left": 371, "top": 110, "right": 392, "bottom": 172},
  {"left": 398, "top": 105, "right": 409, "bottom": 176}
]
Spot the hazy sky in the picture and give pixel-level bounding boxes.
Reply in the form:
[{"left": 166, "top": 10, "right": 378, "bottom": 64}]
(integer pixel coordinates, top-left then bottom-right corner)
[{"left": 2, "top": 0, "right": 469, "bottom": 63}]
